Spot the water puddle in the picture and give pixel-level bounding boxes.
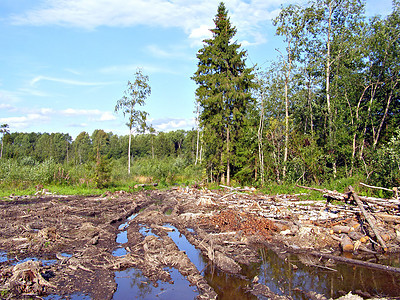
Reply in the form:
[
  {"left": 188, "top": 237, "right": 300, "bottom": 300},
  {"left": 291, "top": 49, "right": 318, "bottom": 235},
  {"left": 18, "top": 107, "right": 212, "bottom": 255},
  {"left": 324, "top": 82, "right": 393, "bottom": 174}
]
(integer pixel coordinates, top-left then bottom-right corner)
[
  {"left": 203, "top": 248, "right": 400, "bottom": 299},
  {"left": 163, "top": 224, "right": 206, "bottom": 273},
  {"left": 113, "top": 213, "right": 140, "bottom": 257},
  {"left": 60, "top": 253, "right": 72, "bottom": 258},
  {"left": 12, "top": 257, "right": 57, "bottom": 266},
  {"left": 116, "top": 231, "right": 128, "bottom": 244},
  {"left": 113, "top": 267, "right": 198, "bottom": 299},
  {"left": 139, "top": 225, "right": 158, "bottom": 237},
  {"left": 112, "top": 247, "right": 128, "bottom": 257},
  {"left": 0, "top": 251, "right": 7, "bottom": 263},
  {"left": 118, "top": 213, "right": 138, "bottom": 231},
  {"left": 128, "top": 213, "right": 138, "bottom": 221}
]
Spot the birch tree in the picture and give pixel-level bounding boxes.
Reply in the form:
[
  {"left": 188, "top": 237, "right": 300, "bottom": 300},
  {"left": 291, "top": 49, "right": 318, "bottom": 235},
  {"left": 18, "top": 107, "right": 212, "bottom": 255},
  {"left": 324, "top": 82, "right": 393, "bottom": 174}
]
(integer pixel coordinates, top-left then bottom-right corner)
[{"left": 115, "top": 69, "right": 151, "bottom": 174}]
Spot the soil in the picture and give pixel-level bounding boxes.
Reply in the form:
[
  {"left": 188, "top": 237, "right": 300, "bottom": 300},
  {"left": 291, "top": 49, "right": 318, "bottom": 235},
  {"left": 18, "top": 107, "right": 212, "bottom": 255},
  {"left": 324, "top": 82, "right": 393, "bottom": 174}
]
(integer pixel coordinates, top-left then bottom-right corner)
[{"left": 0, "top": 187, "right": 398, "bottom": 299}]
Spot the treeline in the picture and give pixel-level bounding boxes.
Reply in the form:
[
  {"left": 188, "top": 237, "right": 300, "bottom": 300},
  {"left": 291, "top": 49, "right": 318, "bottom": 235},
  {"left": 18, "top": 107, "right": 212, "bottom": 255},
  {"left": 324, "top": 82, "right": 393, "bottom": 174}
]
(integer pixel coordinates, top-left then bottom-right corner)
[
  {"left": 0, "top": 129, "right": 201, "bottom": 188},
  {"left": 1, "top": 129, "right": 197, "bottom": 164}
]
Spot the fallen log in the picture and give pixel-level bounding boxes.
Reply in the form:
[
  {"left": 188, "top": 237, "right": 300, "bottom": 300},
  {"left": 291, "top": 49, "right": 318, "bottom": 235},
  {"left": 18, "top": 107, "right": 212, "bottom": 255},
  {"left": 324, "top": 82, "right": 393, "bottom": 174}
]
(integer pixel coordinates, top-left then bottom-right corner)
[
  {"left": 309, "top": 251, "right": 400, "bottom": 274},
  {"left": 340, "top": 234, "right": 354, "bottom": 252},
  {"left": 375, "top": 213, "right": 400, "bottom": 224},
  {"left": 349, "top": 186, "right": 388, "bottom": 252}
]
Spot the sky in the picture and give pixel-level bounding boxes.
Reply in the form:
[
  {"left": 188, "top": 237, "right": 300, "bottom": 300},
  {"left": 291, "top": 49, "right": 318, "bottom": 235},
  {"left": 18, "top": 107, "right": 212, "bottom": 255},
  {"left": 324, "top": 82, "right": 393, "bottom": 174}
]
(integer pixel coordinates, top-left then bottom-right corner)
[{"left": 0, "top": 0, "right": 393, "bottom": 139}]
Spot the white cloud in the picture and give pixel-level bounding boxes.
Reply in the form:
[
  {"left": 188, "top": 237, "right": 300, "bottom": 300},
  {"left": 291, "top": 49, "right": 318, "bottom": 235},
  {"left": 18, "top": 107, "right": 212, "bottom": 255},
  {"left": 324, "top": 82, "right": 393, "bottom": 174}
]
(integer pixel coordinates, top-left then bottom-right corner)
[
  {"left": 0, "top": 103, "right": 17, "bottom": 111},
  {"left": 0, "top": 90, "right": 21, "bottom": 104},
  {"left": 9, "top": 0, "right": 292, "bottom": 46},
  {"left": 99, "top": 63, "right": 178, "bottom": 75},
  {"left": 61, "top": 108, "right": 116, "bottom": 122},
  {"left": 152, "top": 117, "right": 195, "bottom": 131},
  {"left": 0, "top": 113, "right": 50, "bottom": 130},
  {"left": 30, "top": 75, "right": 112, "bottom": 87}
]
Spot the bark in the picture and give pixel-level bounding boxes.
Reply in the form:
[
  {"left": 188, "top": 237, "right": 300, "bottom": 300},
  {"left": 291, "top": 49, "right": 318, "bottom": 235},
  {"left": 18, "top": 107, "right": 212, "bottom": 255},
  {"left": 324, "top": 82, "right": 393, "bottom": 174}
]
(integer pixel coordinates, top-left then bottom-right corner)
[
  {"left": 258, "top": 95, "right": 265, "bottom": 184},
  {"left": 128, "top": 128, "right": 132, "bottom": 175},
  {"left": 226, "top": 126, "right": 230, "bottom": 186}
]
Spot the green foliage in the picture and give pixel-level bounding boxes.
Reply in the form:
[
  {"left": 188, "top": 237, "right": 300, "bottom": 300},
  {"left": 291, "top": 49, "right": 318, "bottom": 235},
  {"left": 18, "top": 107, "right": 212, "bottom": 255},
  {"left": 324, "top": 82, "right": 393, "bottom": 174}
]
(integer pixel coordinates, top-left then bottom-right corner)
[{"left": 94, "top": 155, "right": 111, "bottom": 188}]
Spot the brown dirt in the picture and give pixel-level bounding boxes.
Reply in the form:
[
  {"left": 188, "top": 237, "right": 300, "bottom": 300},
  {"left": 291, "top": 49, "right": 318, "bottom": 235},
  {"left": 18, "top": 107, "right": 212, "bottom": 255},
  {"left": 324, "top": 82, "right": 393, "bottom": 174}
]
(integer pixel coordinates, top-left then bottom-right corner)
[{"left": 0, "top": 187, "right": 395, "bottom": 299}]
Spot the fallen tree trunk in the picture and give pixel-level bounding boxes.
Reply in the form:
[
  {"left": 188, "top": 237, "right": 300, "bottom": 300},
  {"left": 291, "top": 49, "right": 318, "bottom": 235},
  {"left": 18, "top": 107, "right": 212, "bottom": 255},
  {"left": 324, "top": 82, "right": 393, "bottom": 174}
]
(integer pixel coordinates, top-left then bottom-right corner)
[{"left": 349, "top": 186, "right": 388, "bottom": 252}]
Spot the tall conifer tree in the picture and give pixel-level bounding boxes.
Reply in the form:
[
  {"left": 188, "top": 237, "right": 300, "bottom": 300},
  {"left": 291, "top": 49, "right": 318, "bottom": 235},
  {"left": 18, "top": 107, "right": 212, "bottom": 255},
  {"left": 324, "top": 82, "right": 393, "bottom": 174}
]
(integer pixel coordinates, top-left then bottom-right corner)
[{"left": 192, "top": 2, "right": 255, "bottom": 185}]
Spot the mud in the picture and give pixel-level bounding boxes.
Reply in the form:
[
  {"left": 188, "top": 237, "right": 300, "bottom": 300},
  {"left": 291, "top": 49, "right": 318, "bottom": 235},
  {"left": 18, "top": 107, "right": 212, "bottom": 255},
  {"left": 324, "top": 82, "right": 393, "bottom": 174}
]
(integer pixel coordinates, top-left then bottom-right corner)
[{"left": 0, "top": 188, "right": 398, "bottom": 299}]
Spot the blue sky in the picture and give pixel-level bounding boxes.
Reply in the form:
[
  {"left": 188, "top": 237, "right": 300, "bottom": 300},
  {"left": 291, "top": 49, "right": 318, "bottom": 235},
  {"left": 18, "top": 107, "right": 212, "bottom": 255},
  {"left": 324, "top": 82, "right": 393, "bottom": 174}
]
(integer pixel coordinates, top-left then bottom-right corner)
[{"left": 0, "top": 0, "right": 393, "bottom": 139}]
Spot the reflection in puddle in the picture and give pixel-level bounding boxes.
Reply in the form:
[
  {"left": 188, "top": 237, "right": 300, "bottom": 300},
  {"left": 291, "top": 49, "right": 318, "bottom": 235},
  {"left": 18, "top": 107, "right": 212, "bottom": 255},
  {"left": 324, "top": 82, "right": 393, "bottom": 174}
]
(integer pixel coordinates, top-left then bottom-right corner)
[
  {"left": 60, "top": 253, "right": 72, "bottom": 258},
  {"left": 139, "top": 225, "right": 158, "bottom": 237},
  {"left": 113, "top": 248, "right": 127, "bottom": 257},
  {"left": 164, "top": 224, "right": 206, "bottom": 273},
  {"left": 13, "top": 257, "right": 57, "bottom": 266},
  {"left": 203, "top": 248, "right": 400, "bottom": 300},
  {"left": 116, "top": 231, "right": 128, "bottom": 244},
  {"left": 255, "top": 249, "right": 400, "bottom": 299},
  {"left": 128, "top": 213, "right": 138, "bottom": 221},
  {"left": 118, "top": 223, "right": 128, "bottom": 230},
  {"left": 118, "top": 213, "right": 138, "bottom": 231},
  {"left": 113, "top": 267, "right": 198, "bottom": 300},
  {"left": 0, "top": 251, "right": 7, "bottom": 263}
]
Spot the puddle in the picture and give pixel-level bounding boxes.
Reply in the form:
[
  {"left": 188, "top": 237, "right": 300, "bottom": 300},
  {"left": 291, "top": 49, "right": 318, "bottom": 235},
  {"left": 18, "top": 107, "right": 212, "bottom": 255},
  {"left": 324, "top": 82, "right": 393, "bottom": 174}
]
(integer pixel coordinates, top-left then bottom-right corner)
[
  {"left": 0, "top": 251, "right": 7, "bottom": 263},
  {"left": 203, "top": 248, "right": 400, "bottom": 299},
  {"left": 139, "top": 225, "right": 158, "bottom": 237},
  {"left": 118, "top": 223, "right": 129, "bottom": 230},
  {"left": 118, "top": 213, "right": 138, "bottom": 230},
  {"left": 128, "top": 213, "right": 138, "bottom": 221},
  {"left": 113, "top": 267, "right": 198, "bottom": 299},
  {"left": 113, "top": 247, "right": 128, "bottom": 257},
  {"left": 116, "top": 231, "right": 128, "bottom": 244},
  {"left": 60, "top": 253, "right": 72, "bottom": 258},
  {"left": 164, "top": 224, "right": 206, "bottom": 273},
  {"left": 114, "top": 213, "right": 140, "bottom": 256},
  {"left": 12, "top": 257, "right": 57, "bottom": 266}
]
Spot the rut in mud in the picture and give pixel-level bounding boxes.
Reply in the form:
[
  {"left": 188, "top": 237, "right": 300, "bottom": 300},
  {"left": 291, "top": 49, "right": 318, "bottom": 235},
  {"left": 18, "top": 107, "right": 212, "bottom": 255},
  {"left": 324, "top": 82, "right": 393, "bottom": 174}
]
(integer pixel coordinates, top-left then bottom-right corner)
[{"left": 1, "top": 188, "right": 400, "bottom": 299}]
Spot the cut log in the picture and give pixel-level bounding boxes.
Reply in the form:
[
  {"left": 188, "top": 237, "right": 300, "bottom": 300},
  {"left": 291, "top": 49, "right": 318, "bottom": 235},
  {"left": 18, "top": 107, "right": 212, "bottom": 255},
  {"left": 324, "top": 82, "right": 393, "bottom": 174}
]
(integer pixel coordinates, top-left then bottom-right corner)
[
  {"left": 340, "top": 235, "right": 354, "bottom": 252},
  {"left": 349, "top": 186, "right": 388, "bottom": 252},
  {"left": 348, "top": 231, "right": 365, "bottom": 241},
  {"left": 332, "top": 225, "right": 353, "bottom": 234}
]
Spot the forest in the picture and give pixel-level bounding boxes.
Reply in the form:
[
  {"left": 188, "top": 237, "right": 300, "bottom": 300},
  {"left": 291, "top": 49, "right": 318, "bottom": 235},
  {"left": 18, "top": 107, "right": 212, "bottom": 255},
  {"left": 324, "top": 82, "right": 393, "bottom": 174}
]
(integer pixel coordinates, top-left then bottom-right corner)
[{"left": 0, "top": 0, "right": 399, "bottom": 194}]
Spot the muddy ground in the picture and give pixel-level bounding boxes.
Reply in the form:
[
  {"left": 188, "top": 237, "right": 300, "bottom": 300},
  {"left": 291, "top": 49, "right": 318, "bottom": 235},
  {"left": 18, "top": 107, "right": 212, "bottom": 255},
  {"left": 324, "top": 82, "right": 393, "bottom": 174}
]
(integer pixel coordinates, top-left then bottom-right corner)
[{"left": 0, "top": 187, "right": 399, "bottom": 299}]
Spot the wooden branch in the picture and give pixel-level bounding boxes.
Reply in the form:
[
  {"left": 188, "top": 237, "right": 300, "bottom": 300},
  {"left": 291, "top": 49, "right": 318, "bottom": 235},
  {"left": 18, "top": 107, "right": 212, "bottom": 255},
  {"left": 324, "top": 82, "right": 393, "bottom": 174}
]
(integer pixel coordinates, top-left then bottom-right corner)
[
  {"left": 349, "top": 186, "right": 388, "bottom": 252},
  {"left": 360, "top": 182, "right": 393, "bottom": 193}
]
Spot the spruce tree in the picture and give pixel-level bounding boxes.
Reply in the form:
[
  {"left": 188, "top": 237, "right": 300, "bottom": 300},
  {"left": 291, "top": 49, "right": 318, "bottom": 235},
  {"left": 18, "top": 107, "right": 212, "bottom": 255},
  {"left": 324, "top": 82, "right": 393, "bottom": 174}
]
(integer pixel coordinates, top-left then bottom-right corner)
[{"left": 192, "top": 2, "right": 255, "bottom": 185}]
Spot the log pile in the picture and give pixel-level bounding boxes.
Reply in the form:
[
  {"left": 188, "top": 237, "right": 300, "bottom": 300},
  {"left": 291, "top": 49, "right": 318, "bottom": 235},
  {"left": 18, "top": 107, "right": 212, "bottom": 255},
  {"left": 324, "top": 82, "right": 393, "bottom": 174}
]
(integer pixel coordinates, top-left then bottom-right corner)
[{"left": 297, "top": 184, "right": 400, "bottom": 253}]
